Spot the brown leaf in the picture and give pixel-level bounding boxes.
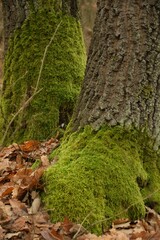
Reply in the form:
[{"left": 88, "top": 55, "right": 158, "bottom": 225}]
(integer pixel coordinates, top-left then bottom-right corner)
[
  {"left": 0, "top": 225, "right": 5, "bottom": 240},
  {"left": 0, "top": 201, "right": 11, "bottom": 224},
  {"left": 0, "top": 186, "right": 14, "bottom": 198},
  {"left": 16, "top": 154, "right": 23, "bottom": 167},
  {"left": 11, "top": 216, "right": 28, "bottom": 232},
  {"left": 41, "top": 230, "right": 55, "bottom": 240},
  {"left": 12, "top": 168, "right": 33, "bottom": 185},
  {"left": 148, "top": 231, "right": 160, "bottom": 240},
  {"left": 5, "top": 232, "right": 22, "bottom": 239},
  {"left": 62, "top": 218, "right": 74, "bottom": 234},
  {"left": 33, "top": 212, "right": 49, "bottom": 224},
  {"left": 0, "top": 158, "right": 10, "bottom": 171},
  {"left": 130, "top": 230, "right": 150, "bottom": 239},
  {"left": 41, "top": 155, "right": 50, "bottom": 167},
  {"left": 29, "top": 167, "right": 45, "bottom": 189},
  {"left": 9, "top": 199, "right": 28, "bottom": 216},
  {"left": 19, "top": 140, "right": 40, "bottom": 152},
  {"left": 12, "top": 185, "right": 27, "bottom": 199},
  {"left": 30, "top": 196, "right": 41, "bottom": 214},
  {"left": 50, "top": 228, "right": 63, "bottom": 240},
  {"left": 113, "top": 218, "right": 129, "bottom": 225}
]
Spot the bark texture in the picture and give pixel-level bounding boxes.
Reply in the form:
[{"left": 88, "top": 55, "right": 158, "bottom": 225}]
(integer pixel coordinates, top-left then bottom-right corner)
[
  {"left": 73, "top": 0, "right": 160, "bottom": 149},
  {"left": 2, "top": 0, "right": 28, "bottom": 52}
]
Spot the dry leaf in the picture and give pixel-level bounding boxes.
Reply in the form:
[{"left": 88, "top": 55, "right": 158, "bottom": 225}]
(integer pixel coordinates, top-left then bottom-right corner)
[
  {"left": 30, "top": 196, "right": 41, "bottom": 214},
  {"left": 0, "top": 185, "right": 14, "bottom": 198},
  {"left": 11, "top": 216, "right": 27, "bottom": 232},
  {"left": 62, "top": 217, "right": 74, "bottom": 234},
  {"left": 0, "top": 225, "right": 5, "bottom": 240},
  {"left": 5, "top": 232, "right": 22, "bottom": 239},
  {"left": 9, "top": 199, "right": 28, "bottom": 216},
  {"left": 41, "top": 155, "right": 50, "bottom": 167},
  {"left": 19, "top": 140, "right": 40, "bottom": 152},
  {"left": 50, "top": 228, "right": 63, "bottom": 240},
  {"left": 41, "top": 230, "right": 55, "bottom": 240}
]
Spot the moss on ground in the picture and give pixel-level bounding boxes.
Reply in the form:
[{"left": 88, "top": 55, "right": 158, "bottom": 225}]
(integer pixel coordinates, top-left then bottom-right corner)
[
  {"left": 43, "top": 126, "right": 160, "bottom": 234},
  {"left": 0, "top": 7, "right": 86, "bottom": 145}
]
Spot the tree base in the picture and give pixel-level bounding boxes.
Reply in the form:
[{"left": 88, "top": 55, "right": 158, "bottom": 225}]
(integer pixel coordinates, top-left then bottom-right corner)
[{"left": 43, "top": 125, "right": 160, "bottom": 234}]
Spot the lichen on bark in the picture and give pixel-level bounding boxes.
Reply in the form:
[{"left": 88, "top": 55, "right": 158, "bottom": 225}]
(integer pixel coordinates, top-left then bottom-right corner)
[{"left": 0, "top": 5, "right": 86, "bottom": 145}]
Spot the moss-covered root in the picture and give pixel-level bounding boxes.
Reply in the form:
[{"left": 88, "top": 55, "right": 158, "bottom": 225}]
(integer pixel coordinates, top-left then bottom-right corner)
[
  {"left": 43, "top": 126, "right": 160, "bottom": 234},
  {"left": 0, "top": 9, "right": 86, "bottom": 145}
]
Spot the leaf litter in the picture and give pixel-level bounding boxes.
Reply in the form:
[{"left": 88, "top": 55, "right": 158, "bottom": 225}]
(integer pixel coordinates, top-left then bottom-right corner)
[{"left": 1, "top": 137, "right": 160, "bottom": 239}]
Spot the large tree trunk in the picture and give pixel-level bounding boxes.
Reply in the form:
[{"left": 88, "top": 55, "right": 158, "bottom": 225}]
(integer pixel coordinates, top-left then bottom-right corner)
[
  {"left": 43, "top": 0, "right": 160, "bottom": 234},
  {"left": 0, "top": 0, "right": 86, "bottom": 145},
  {"left": 73, "top": 0, "right": 160, "bottom": 150}
]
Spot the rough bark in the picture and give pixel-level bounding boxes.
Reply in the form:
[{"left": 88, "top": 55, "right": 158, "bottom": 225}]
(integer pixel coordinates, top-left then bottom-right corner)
[{"left": 73, "top": 0, "right": 160, "bottom": 149}]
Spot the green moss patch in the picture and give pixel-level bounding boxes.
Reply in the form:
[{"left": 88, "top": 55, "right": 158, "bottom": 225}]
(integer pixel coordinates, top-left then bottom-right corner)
[
  {"left": 43, "top": 126, "right": 160, "bottom": 233},
  {"left": 0, "top": 8, "right": 86, "bottom": 145}
]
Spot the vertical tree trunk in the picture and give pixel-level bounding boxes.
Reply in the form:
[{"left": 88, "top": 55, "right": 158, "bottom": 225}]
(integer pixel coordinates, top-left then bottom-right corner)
[
  {"left": 0, "top": 1, "right": 3, "bottom": 86},
  {"left": 2, "top": 0, "right": 79, "bottom": 52},
  {"left": 2, "top": 0, "right": 28, "bottom": 52},
  {"left": 0, "top": 0, "right": 86, "bottom": 145},
  {"left": 73, "top": 0, "right": 160, "bottom": 149},
  {"left": 42, "top": 1, "right": 160, "bottom": 232}
]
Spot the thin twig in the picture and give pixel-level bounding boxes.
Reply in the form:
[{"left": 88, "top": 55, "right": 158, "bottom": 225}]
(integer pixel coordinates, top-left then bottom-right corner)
[
  {"left": 35, "top": 20, "right": 62, "bottom": 92},
  {"left": 1, "top": 88, "right": 42, "bottom": 145},
  {"left": 73, "top": 212, "right": 91, "bottom": 239}
]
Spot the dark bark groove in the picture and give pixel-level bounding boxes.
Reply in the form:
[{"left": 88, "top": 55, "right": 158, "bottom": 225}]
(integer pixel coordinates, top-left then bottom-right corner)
[{"left": 73, "top": 0, "right": 160, "bottom": 149}]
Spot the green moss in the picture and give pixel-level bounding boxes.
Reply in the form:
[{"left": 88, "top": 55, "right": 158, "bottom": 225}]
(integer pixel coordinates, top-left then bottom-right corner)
[
  {"left": 42, "top": 126, "right": 160, "bottom": 233},
  {"left": 0, "top": 8, "right": 86, "bottom": 145},
  {"left": 31, "top": 159, "right": 41, "bottom": 170}
]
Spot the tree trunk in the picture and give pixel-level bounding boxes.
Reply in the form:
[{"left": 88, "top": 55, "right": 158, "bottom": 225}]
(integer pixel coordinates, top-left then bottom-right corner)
[
  {"left": 0, "top": 1, "right": 3, "bottom": 86},
  {"left": 73, "top": 0, "right": 160, "bottom": 150},
  {"left": 0, "top": 0, "right": 86, "bottom": 145},
  {"left": 43, "top": 0, "right": 160, "bottom": 234},
  {"left": 2, "top": 0, "right": 79, "bottom": 52},
  {"left": 2, "top": 0, "right": 28, "bottom": 52}
]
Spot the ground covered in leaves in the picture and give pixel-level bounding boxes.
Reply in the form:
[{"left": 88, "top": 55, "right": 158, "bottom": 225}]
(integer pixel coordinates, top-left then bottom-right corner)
[{"left": 0, "top": 137, "right": 160, "bottom": 239}]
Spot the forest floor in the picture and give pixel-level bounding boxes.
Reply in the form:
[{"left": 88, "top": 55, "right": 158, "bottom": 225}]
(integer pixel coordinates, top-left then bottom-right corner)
[{"left": 0, "top": 137, "right": 160, "bottom": 240}]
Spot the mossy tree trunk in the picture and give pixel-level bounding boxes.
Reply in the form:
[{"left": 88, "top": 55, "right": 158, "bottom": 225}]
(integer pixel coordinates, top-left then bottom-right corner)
[
  {"left": 0, "top": 0, "right": 86, "bottom": 145},
  {"left": 73, "top": 0, "right": 160, "bottom": 150},
  {"left": 43, "top": 0, "right": 160, "bottom": 234},
  {"left": 0, "top": 1, "right": 3, "bottom": 86}
]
